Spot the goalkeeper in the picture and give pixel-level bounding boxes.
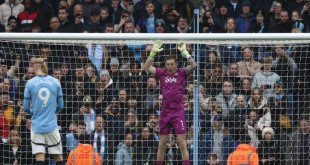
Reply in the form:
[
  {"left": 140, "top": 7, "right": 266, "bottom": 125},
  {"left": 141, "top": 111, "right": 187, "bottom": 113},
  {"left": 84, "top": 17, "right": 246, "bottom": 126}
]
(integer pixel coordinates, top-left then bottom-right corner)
[{"left": 144, "top": 40, "right": 197, "bottom": 165}]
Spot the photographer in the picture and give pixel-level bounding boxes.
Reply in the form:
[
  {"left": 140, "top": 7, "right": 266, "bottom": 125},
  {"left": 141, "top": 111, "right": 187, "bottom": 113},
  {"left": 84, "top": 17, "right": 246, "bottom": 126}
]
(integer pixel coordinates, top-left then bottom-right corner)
[
  {"left": 199, "top": 10, "right": 217, "bottom": 33},
  {"left": 5, "top": 16, "right": 20, "bottom": 32}
]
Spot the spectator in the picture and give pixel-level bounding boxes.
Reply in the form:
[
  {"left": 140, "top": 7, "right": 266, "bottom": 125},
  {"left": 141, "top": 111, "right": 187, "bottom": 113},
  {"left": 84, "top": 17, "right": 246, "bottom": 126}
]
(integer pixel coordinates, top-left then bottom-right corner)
[
  {"left": 268, "top": 1, "right": 283, "bottom": 26},
  {"left": 109, "top": 0, "right": 125, "bottom": 25},
  {"left": 155, "top": 19, "right": 166, "bottom": 33},
  {"left": 74, "top": 4, "right": 90, "bottom": 32},
  {"left": 52, "top": 67, "right": 62, "bottom": 81},
  {"left": 239, "top": 77, "right": 252, "bottom": 101},
  {"left": 236, "top": 0, "right": 255, "bottom": 33},
  {"left": 257, "top": 127, "right": 281, "bottom": 165},
  {"left": 140, "top": 76, "right": 160, "bottom": 110},
  {"left": 87, "top": 9, "right": 105, "bottom": 32},
  {"left": 58, "top": 7, "right": 75, "bottom": 32},
  {"left": 199, "top": 10, "right": 217, "bottom": 33},
  {"left": 66, "top": 122, "right": 85, "bottom": 151},
  {"left": 207, "top": 64, "right": 225, "bottom": 96},
  {"left": 49, "top": 16, "right": 61, "bottom": 32},
  {"left": 200, "top": 114, "right": 234, "bottom": 165},
  {"left": 124, "top": 110, "right": 141, "bottom": 137},
  {"left": 0, "top": 91, "right": 14, "bottom": 129},
  {"left": 247, "top": 9, "right": 272, "bottom": 33},
  {"left": 90, "top": 115, "right": 109, "bottom": 162},
  {"left": 0, "top": 104, "right": 9, "bottom": 142},
  {"left": 169, "top": 0, "right": 194, "bottom": 19},
  {"left": 67, "top": 133, "right": 101, "bottom": 165},
  {"left": 199, "top": 0, "right": 218, "bottom": 17},
  {"left": 81, "top": 0, "right": 101, "bottom": 19},
  {"left": 85, "top": 63, "right": 98, "bottom": 83},
  {"left": 216, "top": 79, "right": 237, "bottom": 118},
  {"left": 118, "top": 89, "right": 129, "bottom": 114},
  {"left": 134, "top": 0, "right": 162, "bottom": 22},
  {"left": 268, "top": 81, "right": 289, "bottom": 129},
  {"left": 226, "top": 63, "right": 241, "bottom": 89},
  {"left": 220, "top": 17, "right": 238, "bottom": 33},
  {"left": 227, "top": 135, "right": 259, "bottom": 165},
  {"left": 100, "top": 6, "right": 110, "bottom": 26},
  {"left": 248, "top": 88, "right": 267, "bottom": 110},
  {"left": 286, "top": 114, "right": 310, "bottom": 165},
  {"left": 104, "top": 22, "right": 114, "bottom": 33},
  {"left": 135, "top": 127, "right": 158, "bottom": 165},
  {"left": 287, "top": 0, "right": 306, "bottom": 15},
  {"left": 16, "top": 0, "right": 38, "bottom": 32},
  {"left": 291, "top": 10, "right": 304, "bottom": 32},
  {"left": 164, "top": 10, "right": 178, "bottom": 33},
  {"left": 252, "top": 56, "right": 280, "bottom": 99},
  {"left": 164, "top": 134, "right": 181, "bottom": 165},
  {"left": 214, "top": 2, "right": 229, "bottom": 32},
  {"left": 0, "top": 0, "right": 24, "bottom": 27},
  {"left": 33, "top": 0, "right": 54, "bottom": 32},
  {"left": 228, "top": 94, "right": 248, "bottom": 136},
  {"left": 244, "top": 110, "right": 261, "bottom": 147},
  {"left": 114, "top": 10, "right": 131, "bottom": 33},
  {"left": 274, "top": 10, "right": 292, "bottom": 33},
  {"left": 177, "top": 16, "right": 189, "bottom": 33},
  {"left": 3, "top": 130, "right": 26, "bottom": 164},
  {"left": 203, "top": 51, "right": 223, "bottom": 78},
  {"left": 120, "top": 0, "right": 134, "bottom": 20},
  {"left": 237, "top": 47, "right": 262, "bottom": 79},
  {"left": 147, "top": 110, "right": 159, "bottom": 140},
  {"left": 272, "top": 44, "right": 297, "bottom": 88},
  {"left": 115, "top": 133, "right": 134, "bottom": 165},
  {"left": 225, "top": 0, "right": 243, "bottom": 19},
  {"left": 5, "top": 16, "right": 20, "bottom": 32},
  {"left": 136, "top": 1, "right": 159, "bottom": 33}
]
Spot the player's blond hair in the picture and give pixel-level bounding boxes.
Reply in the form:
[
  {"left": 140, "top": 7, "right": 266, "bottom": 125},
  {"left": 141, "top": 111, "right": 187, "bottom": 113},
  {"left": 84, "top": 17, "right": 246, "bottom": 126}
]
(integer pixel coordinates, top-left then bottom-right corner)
[{"left": 35, "top": 58, "right": 48, "bottom": 74}]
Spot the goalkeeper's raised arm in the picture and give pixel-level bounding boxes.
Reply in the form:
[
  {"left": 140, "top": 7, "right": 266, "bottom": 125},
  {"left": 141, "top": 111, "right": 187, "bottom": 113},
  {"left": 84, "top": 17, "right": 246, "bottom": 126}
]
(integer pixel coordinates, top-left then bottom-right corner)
[
  {"left": 144, "top": 40, "right": 164, "bottom": 75},
  {"left": 177, "top": 43, "right": 197, "bottom": 75}
]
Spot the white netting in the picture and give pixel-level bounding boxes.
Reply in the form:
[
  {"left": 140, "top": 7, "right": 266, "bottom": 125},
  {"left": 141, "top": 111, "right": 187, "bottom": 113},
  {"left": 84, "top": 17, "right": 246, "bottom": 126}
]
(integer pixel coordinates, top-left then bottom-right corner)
[{"left": 0, "top": 34, "right": 309, "bottom": 165}]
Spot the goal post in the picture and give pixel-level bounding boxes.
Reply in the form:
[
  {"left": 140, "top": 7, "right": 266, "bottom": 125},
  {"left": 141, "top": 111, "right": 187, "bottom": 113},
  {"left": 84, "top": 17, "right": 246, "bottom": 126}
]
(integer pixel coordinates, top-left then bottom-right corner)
[{"left": 0, "top": 33, "right": 309, "bottom": 164}]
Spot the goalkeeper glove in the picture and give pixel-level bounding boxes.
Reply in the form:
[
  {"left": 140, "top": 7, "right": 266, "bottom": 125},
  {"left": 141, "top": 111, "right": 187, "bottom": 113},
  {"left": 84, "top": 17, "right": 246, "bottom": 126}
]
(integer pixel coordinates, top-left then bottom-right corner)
[
  {"left": 150, "top": 40, "right": 164, "bottom": 57},
  {"left": 178, "top": 43, "right": 191, "bottom": 59}
]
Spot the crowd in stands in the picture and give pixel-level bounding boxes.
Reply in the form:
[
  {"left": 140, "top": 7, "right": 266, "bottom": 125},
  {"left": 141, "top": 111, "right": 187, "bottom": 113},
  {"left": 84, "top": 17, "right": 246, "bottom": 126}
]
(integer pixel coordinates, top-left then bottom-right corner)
[{"left": 0, "top": 0, "right": 309, "bottom": 165}]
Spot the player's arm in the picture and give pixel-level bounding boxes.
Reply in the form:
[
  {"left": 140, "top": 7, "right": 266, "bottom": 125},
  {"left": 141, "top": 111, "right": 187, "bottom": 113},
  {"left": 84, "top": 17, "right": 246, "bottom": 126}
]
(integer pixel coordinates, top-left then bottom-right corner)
[
  {"left": 144, "top": 40, "right": 164, "bottom": 75},
  {"left": 23, "top": 99, "right": 31, "bottom": 113},
  {"left": 56, "top": 96, "right": 64, "bottom": 113},
  {"left": 56, "top": 83, "right": 64, "bottom": 113},
  {"left": 178, "top": 43, "right": 197, "bottom": 75},
  {"left": 23, "top": 83, "right": 32, "bottom": 113}
]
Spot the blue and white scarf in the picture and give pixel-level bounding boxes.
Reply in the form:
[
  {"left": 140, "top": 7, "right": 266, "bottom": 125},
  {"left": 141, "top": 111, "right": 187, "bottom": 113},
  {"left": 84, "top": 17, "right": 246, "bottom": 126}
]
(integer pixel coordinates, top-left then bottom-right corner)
[
  {"left": 84, "top": 109, "right": 95, "bottom": 134},
  {"left": 88, "top": 44, "right": 103, "bottom": 75},
  {"left": 93, "top": 130, "right": 105, "bottom": 161}
]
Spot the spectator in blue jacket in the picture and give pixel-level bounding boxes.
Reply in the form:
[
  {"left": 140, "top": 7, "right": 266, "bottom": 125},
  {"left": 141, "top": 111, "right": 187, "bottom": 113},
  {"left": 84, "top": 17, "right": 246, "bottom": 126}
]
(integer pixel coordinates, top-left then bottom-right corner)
[
  {"left": 200, "top": 114, "right": 234, "bottom": 165},
  {"left": 236, "top": 0, "right": 255, "bottom": 33}
]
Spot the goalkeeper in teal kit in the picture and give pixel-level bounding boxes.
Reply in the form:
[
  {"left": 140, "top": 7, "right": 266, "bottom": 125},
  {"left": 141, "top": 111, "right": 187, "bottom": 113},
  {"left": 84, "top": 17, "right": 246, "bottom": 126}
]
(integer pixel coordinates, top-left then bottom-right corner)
[
  {"left": 144, "top": 40, "right": 197, "bottom": 165},
  {"left": 23, "top": 58, "right": 64, "bottom": 165}
]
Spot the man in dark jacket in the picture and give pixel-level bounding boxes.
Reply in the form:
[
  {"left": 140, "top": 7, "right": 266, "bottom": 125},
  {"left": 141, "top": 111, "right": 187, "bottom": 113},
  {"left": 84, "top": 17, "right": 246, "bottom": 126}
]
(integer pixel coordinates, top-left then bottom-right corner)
[
  {"left": 33, "top": 0, "right": 54, "bottom": 32},
  {"left": 58, "top": 7, "right": 75, "bottom": 32},
  {"left": 274, "top": 10, "right": 292, "bottom": 33},
  {"left": 214, "top": 2, "right": 229, "bottom": 32},
  {"left": 81, "top": 0, "right": 101, "bottom": 19}
]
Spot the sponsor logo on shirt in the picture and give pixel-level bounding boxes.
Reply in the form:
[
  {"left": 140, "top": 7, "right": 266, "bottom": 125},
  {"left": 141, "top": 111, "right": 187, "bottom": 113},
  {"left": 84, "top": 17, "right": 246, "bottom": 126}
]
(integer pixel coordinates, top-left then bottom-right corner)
[{"left": 165, "top": 77, "right": 177, "bottom": 83}]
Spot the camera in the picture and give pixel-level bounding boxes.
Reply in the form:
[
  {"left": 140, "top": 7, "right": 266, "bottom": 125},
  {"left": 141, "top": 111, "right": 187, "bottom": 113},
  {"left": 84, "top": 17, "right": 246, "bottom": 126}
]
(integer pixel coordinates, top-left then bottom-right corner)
[{"left": 122, "top": 15, "right": 127, "bottom": 19}]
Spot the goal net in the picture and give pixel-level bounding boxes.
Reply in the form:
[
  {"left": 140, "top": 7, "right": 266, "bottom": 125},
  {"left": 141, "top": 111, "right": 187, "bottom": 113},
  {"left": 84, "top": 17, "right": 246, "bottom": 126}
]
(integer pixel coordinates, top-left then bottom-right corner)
[{"left": 0, "top": 33, "right": 309, "bottom": 165}]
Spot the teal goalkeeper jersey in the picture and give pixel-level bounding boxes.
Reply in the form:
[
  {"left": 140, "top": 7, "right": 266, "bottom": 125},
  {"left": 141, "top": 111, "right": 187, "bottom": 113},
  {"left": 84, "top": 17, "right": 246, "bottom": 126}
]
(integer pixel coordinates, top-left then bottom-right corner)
[{"left": 24, "top": 75, "right": 63, "bottom": 133}]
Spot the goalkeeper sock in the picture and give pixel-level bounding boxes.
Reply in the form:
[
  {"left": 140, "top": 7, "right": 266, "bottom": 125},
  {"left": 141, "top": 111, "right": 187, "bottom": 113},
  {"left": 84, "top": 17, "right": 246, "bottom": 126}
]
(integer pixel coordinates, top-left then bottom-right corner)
[
  {"left": 36, "top": 161, "right": 45, "bottom": 165},
  {"left": 156, "top": 160, "right": 163, "bottom": 165},
  {"left": 56, "top": 161, "right": 64, "bottom": 165},
  {"left": 183, "top": 160, "right": 190, "bottom": 165}
]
